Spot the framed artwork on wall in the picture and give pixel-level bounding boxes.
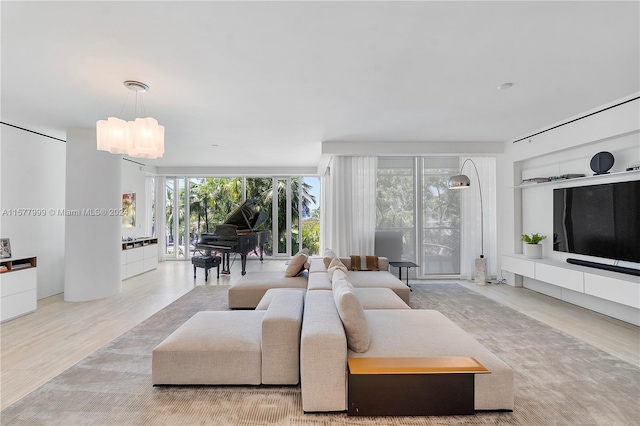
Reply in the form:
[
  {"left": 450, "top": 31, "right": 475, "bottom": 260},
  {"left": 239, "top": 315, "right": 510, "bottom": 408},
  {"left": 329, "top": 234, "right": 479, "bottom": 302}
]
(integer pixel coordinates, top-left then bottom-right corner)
[
  {"left": 0, "top": 238, "right": 11, "bottom": 258},
  {"left": 122, "top": 193, "right": 136, "bottom": 228}
]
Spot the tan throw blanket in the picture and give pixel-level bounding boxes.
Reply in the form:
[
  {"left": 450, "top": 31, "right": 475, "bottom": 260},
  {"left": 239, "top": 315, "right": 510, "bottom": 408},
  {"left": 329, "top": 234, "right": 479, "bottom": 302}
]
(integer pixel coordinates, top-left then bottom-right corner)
[{"left": 350, "top": 255, "right": 379, "bottom": 271}]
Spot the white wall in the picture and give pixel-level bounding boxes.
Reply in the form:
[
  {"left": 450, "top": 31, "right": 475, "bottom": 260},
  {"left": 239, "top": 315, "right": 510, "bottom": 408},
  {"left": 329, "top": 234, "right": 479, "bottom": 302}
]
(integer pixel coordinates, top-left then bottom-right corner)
[
  {"left": 121, "top": 160, "right": 149, "bottom": 239},
  {"left": 64, "top": 128, "right": 122, "bottom": 301},
  {"left": 0, "top": 124, "right": 66, "bottom": 298},
  {"left": 497, "top": 96, "right": 640, "bottom": 322}
]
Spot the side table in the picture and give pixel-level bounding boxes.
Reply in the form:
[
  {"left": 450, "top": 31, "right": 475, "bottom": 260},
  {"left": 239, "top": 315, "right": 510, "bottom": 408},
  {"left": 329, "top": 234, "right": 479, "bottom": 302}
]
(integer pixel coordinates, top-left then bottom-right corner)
[
  {"left": 347, "top": 357, "right": 489, "bottom": 416},
  {"left": 389, "top": 261, "right": 419, "bottom": 288}
]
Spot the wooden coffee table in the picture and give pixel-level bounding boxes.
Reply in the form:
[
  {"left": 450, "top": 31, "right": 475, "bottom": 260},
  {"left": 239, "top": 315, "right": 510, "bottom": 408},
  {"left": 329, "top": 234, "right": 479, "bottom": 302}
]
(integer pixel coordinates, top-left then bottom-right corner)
[{"left": 347, "top": 357, "right": 489, "bottom": 416}]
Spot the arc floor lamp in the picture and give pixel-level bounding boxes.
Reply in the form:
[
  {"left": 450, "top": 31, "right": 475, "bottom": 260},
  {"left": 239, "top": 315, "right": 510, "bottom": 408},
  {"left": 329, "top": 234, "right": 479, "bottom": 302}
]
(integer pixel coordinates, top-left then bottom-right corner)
[{"left": 448, "top": 159, "right": 487, "bottom": 285}]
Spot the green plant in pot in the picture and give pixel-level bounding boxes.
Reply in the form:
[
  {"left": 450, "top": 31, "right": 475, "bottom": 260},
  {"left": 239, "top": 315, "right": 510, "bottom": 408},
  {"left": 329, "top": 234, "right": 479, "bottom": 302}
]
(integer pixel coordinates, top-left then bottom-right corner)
[{"left": 521, "top": 233, "right": 547, "bottom": 258}]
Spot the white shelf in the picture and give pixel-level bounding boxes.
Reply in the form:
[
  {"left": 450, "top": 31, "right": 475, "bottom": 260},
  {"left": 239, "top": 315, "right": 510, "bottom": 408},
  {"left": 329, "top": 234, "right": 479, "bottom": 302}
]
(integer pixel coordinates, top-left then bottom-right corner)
[
  {"left": 501, "top": 254, "right": 640, "bottom": 309},
  {"left": 1, "top": 256, "right": 37, "bottom": 322},
  {"left": 512, "top": 169, "right": 639, "bottom": 189},
  {"left": 122, "top": 239, "right": 158, "bottom": 280}
]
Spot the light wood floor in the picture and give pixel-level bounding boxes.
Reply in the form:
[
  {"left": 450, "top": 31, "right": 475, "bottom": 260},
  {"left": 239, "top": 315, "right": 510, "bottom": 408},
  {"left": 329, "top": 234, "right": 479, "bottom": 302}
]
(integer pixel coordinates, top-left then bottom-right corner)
[{"left": 1, "top": 260, "right": 638, "bottom": 410}]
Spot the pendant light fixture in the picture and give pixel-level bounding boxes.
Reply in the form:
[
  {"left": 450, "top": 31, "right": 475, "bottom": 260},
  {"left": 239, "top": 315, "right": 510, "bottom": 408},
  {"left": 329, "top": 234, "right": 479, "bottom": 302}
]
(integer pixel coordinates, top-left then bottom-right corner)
[{"left": 96, "top": 80, "right": 165, "bottom": 159}]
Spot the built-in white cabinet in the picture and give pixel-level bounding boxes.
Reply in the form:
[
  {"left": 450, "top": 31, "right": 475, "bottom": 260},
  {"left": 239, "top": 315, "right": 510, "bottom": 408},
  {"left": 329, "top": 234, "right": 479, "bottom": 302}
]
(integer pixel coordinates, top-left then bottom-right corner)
[
  {"left": 1, "top": 256, "right": 37, "bottom": 322},
  {"left": 122, "top": 238, "right": 158, "bottom": 280},
  {"left": 502, "top": 255, "right": 640, "bottom": 310}
]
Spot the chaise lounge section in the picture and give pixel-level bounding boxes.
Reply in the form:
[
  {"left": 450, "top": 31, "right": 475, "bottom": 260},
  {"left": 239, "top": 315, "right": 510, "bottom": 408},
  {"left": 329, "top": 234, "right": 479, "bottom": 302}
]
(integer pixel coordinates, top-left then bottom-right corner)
[
  {"left": 300, "top": 274, "right": 514, "bottom": 413},
  {"left": 152, "top": 289, "right": 305, "bottom": 385}
]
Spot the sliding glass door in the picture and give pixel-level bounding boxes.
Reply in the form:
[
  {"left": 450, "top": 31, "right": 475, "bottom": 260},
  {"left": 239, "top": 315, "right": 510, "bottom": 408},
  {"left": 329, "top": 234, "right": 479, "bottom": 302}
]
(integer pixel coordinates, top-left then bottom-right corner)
[{"left": 376, "top": 157, "right": 461, "bottom": 277}]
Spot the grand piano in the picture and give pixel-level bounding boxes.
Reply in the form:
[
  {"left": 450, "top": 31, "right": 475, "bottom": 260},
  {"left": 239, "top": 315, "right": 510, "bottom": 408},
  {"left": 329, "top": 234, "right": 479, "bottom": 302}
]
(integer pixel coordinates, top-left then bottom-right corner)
[{"left": 195, "top": 199, "right": 271, "bottom": 275}]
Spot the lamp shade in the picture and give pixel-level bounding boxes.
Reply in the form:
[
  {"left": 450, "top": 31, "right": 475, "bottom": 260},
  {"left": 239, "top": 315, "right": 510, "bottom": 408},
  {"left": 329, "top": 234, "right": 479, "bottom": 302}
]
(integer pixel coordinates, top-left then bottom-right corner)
[
  {"left": 448, "top": 174, "right": 471, "bottom": 189},
  {"left": 128, "top": 117, "right": 165, "bottom": 159},
  {"left": 96, "top": 117, "right": 131, "bottom": 154},
  {"left": 96, "top": 116, "right": 164, "bottom": 159}
]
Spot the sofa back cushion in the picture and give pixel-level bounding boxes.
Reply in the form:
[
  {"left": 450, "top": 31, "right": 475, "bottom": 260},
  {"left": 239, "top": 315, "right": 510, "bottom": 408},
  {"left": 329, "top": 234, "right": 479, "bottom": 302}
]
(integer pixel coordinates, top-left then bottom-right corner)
[
  {"left": 327, "top": 257, "right": 349, "bottom": 280},
  {"left": 332, "top": 276, "right": 370, "bottom": 353},
  {"left": 285, "top": 252, "right": 308, "bottom": 277},
  {"left": 261, "top": 290, "right": 305, "bottom": 384},
  {"left": 323, "top": 248, "right": 338, "bottom": 268}
]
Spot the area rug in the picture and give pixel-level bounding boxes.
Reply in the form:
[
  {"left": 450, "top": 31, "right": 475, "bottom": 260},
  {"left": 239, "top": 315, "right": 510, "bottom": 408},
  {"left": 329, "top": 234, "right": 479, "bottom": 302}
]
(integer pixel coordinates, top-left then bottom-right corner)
[{"left": 2, "top": 283, "right": 638, "bottom": 425}]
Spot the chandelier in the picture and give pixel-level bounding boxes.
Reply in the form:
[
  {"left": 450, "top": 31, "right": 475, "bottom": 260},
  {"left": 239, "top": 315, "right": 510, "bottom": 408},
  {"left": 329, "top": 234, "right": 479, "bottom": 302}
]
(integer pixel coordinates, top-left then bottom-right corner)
[{"left": 96, "top": 80, "right": 165, "bottom": 159}]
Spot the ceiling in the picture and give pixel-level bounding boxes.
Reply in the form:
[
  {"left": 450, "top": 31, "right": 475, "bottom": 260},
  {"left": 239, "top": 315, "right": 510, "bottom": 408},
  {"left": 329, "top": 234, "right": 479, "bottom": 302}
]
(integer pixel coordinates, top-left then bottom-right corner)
[{"left": 2, "top": 1, "right": 638, "bottom": 170}]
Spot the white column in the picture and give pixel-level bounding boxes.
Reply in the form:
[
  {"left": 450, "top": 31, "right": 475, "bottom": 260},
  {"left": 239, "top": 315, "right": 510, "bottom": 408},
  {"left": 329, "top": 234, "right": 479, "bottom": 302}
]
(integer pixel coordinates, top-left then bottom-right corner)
[{"left": 64, "top": 128, "right": 122, "bottom": 301}]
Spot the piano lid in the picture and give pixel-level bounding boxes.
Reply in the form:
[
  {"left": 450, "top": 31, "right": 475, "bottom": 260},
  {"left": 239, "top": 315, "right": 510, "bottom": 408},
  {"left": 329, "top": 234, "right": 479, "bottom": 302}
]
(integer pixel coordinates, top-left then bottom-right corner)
[{"left": 223, "top": 199, "right": 267, "bottom": 231}]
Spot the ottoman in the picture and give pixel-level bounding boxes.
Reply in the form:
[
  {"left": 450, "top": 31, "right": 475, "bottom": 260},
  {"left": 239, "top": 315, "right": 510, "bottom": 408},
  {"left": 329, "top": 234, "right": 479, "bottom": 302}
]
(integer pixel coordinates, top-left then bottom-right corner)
[{"left": 152, "top": 311, "right": 265, "bottom": 385}]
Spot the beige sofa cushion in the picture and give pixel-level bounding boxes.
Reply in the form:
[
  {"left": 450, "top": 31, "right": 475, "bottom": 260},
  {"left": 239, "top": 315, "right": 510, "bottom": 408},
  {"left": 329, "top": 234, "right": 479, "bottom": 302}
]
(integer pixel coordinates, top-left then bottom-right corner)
[
  {"left": 327, "top": 257, "right": 348, "bottom": 279},
  {"left": 285, "top": 252, "right": 308, "bottom": 277},
  {"left": 308, "top": 257, "right": 327, "bottom": 273},
  {"left": 353, "top": 288, "right": 410, "bottom": 309},
  {"left": 349, "top": 309, "right": 515, "bottom": 411},
  {"left": 228, "top": 271, "right": 308, "bottom": 309},
  {"left": 152, "top": 311, "right": 265, "bottom": 385},
  {"left": 323, "top": 248, "right": 338, "bottom": 268},
  {"left": 332, "top": 277, "right": 370, "bottom": 353},
  {"left": 255, "top": 287, "right": 306, "bottom": 310},
  {"left": 261, "top": 290, "right": 305, "bottom": 384},
  {"left": 307, "top": 271, "right": 331, "bottom": 290}
]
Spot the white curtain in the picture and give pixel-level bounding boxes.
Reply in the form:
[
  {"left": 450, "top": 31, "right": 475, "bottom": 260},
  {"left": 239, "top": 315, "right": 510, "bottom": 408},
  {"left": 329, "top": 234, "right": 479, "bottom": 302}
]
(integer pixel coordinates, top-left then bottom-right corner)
[
  {"left": 459, "top": 157, "right": 497, "bottom": 280},
  {"left": 155, "top": 176, "right": 166, "bottom": 262},
  {"left": 321, "top": 156, "right": 378, "bottom": 256}
]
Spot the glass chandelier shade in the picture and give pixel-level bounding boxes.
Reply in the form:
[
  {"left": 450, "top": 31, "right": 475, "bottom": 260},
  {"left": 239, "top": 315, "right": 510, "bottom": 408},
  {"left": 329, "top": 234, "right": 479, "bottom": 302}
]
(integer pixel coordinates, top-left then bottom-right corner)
[{"left": 96, "top": 81, "right": 165, "bottom": 159}]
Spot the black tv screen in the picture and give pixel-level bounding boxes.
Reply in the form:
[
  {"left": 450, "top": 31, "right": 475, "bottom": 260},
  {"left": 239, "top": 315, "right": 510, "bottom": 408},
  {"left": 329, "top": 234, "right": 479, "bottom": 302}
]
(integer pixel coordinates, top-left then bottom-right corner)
[{"left": 553, "top": 180, "right": 640, "bottom": 263}]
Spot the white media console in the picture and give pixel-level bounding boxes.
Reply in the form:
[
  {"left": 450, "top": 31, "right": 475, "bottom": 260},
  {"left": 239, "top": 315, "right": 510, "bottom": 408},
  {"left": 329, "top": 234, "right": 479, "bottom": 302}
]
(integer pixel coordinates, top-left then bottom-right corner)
[{"left": 502, "top": 254, "right": 640, "bottom": 325}]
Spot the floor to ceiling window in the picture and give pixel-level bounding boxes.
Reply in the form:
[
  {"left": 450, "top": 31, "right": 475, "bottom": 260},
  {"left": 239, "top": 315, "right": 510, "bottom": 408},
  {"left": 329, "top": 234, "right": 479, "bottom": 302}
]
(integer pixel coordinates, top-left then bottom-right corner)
[
  {"left": 163, "top": 176, "right": 320, "bottom": 259},
  {"left": 376, "top": 157, "right": 417, "bottom": 263},
  {"left": 376, "top": 157, "right": 461, "bottom": 277},
  {"left": 422, "top": 157, "right": 461, "bottom": 275}
]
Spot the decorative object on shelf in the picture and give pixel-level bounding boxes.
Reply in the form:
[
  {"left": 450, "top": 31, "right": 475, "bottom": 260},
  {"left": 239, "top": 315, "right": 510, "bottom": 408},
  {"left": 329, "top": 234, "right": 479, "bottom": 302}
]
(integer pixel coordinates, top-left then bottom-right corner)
[
  {"left": 521, "top": 233, "right": 546, "bottom": 259},
  {"left": 590, "top": 151, "right": 614, "bottom": 175},
  {"left": 96, "top": 80, "right": 165, "bottom": 159},
  {"left": 626, "top": 160, "right": 640, "bottom": 171},
  {"left": 547, "top": 174, "right": 585, "bottom": 181},
  {"left": 521, "top": 177, "right": 548, "bottom": 185},
  {"left": 0, "top": 238, "right": 11, "bottom": 258},
  {"left": 448, "top": 159, "right": 486, "bottom": 285},
  {"left": 122, "top": 193, "right": 136, "bottom": 227}
]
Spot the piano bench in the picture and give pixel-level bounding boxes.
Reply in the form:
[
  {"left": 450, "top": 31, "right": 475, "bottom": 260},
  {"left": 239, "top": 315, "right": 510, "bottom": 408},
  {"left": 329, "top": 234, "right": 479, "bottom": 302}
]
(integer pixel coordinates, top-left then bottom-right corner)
[{"left": 192, "top": 255, "right": 221, "bottom": 281}]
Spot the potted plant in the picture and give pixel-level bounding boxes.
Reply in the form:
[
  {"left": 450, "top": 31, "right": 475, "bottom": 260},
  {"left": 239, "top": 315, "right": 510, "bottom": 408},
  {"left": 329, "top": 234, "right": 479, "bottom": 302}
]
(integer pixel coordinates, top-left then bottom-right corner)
[{"left": 521, "top": 233, "right": 547, "bottom": 259}]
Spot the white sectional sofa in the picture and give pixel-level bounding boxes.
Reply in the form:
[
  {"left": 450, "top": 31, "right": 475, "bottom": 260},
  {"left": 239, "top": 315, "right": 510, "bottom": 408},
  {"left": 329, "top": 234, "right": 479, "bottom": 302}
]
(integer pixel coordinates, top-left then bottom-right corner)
[
  {"left": 300, "top": 261, "right": 515, "bottom": 413},
  {"left": 153, "top": 250, "right": 514, "bottom": 416},
  {"left": 228, "top": 254, "right": 410, "bottom": 309}
]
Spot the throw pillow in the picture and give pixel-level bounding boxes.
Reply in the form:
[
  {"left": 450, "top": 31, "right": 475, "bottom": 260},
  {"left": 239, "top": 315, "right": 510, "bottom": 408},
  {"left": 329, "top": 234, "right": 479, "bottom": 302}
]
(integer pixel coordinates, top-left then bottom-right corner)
[
  {"left": 294, "top": 248, "right": 310, "bottom": 256},
  {"left": 332, "top": 279, "right": 370, "bottom": 353},
  {"left": 327, "top": 257, "right": 348, "bottom": 280},
  {"left": 285, "top": 252, "right": 308, "bottom": 277},
  {"left": 323, "top": 248, "right": 338, "bottom": 268},
  {"left": 350, "top": 255, "right": 379, "bottom": 271}
]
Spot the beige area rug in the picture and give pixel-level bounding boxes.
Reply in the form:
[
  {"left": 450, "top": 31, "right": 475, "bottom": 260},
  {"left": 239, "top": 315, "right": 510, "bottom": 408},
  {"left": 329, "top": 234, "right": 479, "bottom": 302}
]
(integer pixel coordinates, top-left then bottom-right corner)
[{"left": 2, "top": 283, "right": 639, "bottom": 425}]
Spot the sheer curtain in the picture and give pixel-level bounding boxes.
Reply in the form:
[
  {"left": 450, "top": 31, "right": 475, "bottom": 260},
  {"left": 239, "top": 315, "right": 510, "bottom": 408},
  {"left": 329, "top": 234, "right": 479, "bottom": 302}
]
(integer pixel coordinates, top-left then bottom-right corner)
[
  {"left": 459, "top": 157, "right": 497, "bottom": 280},
  {"left": 155, "top": 176, "right": 166, "bottom": 262},
  {"left": 321, "top": 156, "right": 378, "bottom": 256}
]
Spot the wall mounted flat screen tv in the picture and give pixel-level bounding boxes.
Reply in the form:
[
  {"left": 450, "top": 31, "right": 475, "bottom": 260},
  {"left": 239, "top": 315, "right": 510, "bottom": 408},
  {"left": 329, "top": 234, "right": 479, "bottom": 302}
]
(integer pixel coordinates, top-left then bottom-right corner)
[{"left": 553, "top": 180, "right": 640, "bottom": 263}]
